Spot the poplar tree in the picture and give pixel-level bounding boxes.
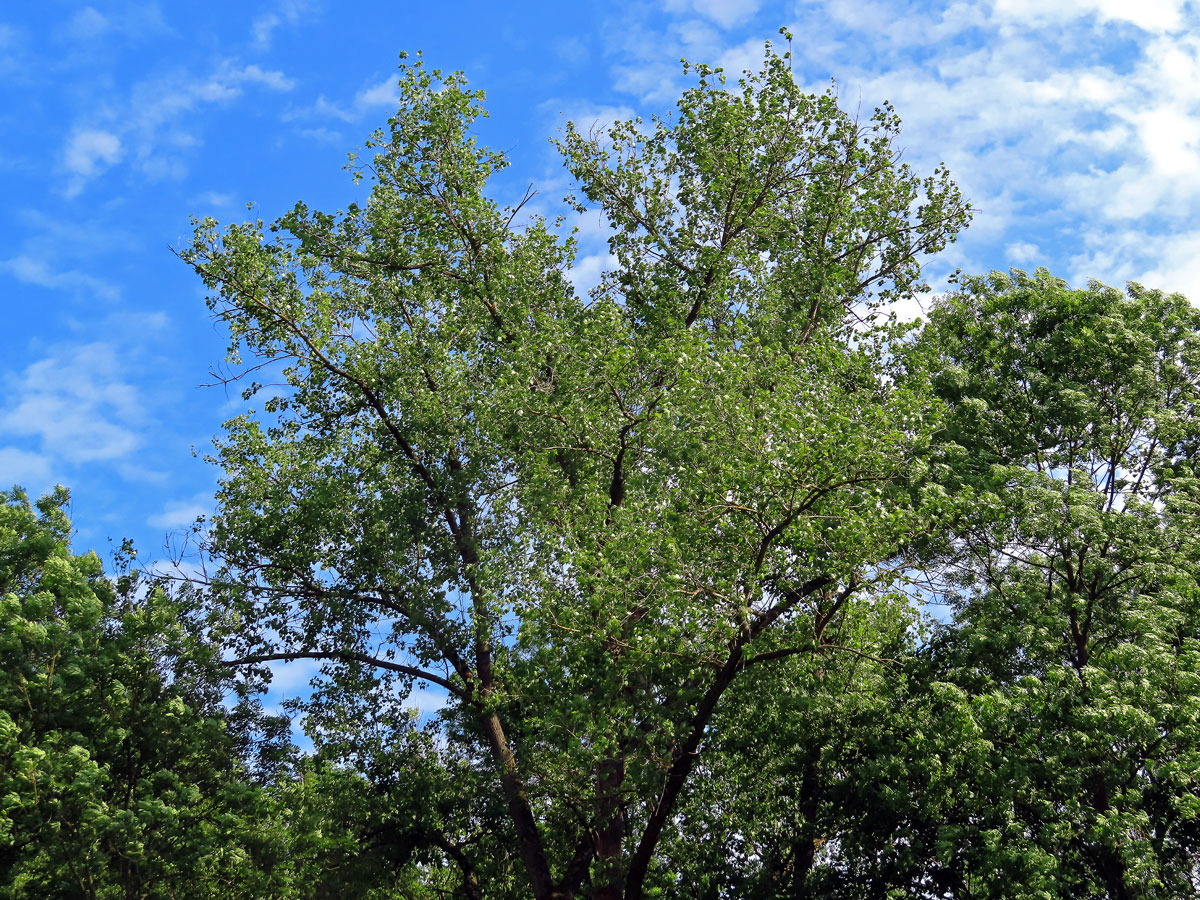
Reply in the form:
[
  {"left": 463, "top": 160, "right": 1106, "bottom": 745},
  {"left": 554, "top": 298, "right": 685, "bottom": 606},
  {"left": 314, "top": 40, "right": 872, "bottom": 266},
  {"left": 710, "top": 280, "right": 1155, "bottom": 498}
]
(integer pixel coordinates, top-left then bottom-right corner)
[{"left": 184, "top": 42, "right": 969, "bottom": 898}]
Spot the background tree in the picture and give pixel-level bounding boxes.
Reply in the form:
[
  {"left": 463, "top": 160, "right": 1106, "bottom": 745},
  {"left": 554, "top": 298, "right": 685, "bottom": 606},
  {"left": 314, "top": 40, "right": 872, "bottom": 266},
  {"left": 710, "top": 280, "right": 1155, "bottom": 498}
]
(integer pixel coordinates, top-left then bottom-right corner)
[
  {"left": 0, "top": 487, "right": 290, "bottom": 898},
  {"left": 183, "top": 41, "right": 969, "bottom": 900},
  {"left": 637, "top": 272, "right": 1200, "bottom": 900},
  {"left": 1, "top": 486, "right": 468, "bottom": 900},
  {"left": 909, "top": 271, "right": 1200, "bottom": 899}
]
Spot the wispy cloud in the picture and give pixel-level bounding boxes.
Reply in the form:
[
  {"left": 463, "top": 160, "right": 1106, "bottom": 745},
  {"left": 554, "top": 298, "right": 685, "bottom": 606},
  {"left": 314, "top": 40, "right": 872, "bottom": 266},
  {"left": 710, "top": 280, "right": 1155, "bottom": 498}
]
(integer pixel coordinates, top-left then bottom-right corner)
[
  {"left": 265, "top": 658, "right": 322, "bottom": 694},
  {"left": 1006, "top": 241, "right": 1042, "bottom": 265},
  {"left": 0, "top": 447, "right": 53, "bottom": 491},
  {"left": 147, "top": 493, "right": 212, "bottom": 529},
  {"left": 405, "top": 684, "right": 449, "bottom": 715},
  {"left": 0, "top": 22, "right": 35, "bottom": 81},
  {"left": 604, "top": 6, "right": 731, "bottom": 101},
  {"left": 0, "top": 255, "right": 119, "bottom": 300},
  {"left": 554, "top": 36, "right": 590, "bottom": 66},
  {"left": 1130, "top": 228, "right": 1200, "bottom": 296},
  {"left": 0, "top": 209, "right": 137, "bottom": 301},
  {"left": 0, "top": 343, "right": 144, "bottom": 465},
  {"left": 297, "top": 126, "right": 345, "bottom": 144},
  {"left": 227, "top": 63, "right": 295, "bottom": 91},
  {"left": 195, "top": 190, "right": 235, "bottom": 207},
  {"left": 355, "top": 76, "right": 399, "bottom": 108},
  {"left": 63, "top": 128, "right": 123, "bottom": 194},
  {"left": 251, "top": 0, "right": 317, "bottom": 49},
  {"left": 664, "top": 0, "right": 763, "bottom": 29},
  {"left": 567, "top": 251, "right": 616, "bottom": 297},
  {"left": 544, "top": 100, "right": 638, "bottom": 140},
  {"left": 57, "top": 2, "right": 170, "bottom": 44},
  {"left": 992, "top": 0, "right": 1187, "bottom": 32},
  {"left": 60, "top": 58, "right": 295, "bottom": 195},
  {"left": 64, "top": 7, "right": 110, "bottom": 41},
  {"left": 288, "top": 74, "right": 401, "bottom": 124}
]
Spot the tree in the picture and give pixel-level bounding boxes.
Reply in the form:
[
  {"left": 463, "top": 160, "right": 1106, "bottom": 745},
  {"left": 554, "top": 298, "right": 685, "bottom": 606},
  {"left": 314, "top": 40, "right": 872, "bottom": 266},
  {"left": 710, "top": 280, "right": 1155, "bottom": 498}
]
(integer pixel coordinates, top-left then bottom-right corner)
[
  {"left": 0, "top": 487, "right": 293, "bottom": 898},
  {"left": 647, "top": 272, "right": 1200, "bottom": 899},
  {"left": 654, "top": 588, "right": 939, "bottom": 899},
  {"left": 1, "top": 486, "right": 468, "bottom": 900},
  {"left": 183, "top": 41, "right": 969, "bottom": 899},
  {"left": 907, "top": 271, "right": 1200, "bottom": 898}
]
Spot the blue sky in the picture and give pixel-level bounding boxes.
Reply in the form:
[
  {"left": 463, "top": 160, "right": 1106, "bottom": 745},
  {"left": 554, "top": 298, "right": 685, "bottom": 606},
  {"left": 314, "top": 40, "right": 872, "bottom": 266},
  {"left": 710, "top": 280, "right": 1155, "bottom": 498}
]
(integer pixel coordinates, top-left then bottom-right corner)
[{"left": 4, "top": 0, "right": 1200, "bottom": 713}]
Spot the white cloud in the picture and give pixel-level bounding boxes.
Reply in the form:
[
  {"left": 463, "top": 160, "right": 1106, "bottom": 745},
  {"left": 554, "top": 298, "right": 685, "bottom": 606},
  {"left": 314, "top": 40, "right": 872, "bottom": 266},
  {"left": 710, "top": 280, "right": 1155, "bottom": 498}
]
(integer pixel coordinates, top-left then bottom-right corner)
[
  {"left": 1006, "top": 241, "right": 1041, "bottom": 265},
  {"left": 0, "top": 210, "right": 134, "bottom": 304},
  {"left": 888, "top": 289, "right": 939, "bottom": 323},
  {"left": 147, "top": 494, "right": 212, "bottom": 529},
  {"left": 992, "top": 0, "right": 1187, "bottom": 32},
  {"left": 252, "top": 13, "right": 283, "bottom": 48},
  {"left": 664, "top": 0, "right": 761, "bottom": 29},
  {"left": 0, "top": 343, "right": 143, "bottom": 465},
  {"left": 290, "top": 75, "right": 402, "bottom": 125},
  {"left": 63, "top": 129, "right": 122, "bottom": 177},
  {"left": 265, "top": 658, "right": 323, "bottom": 694},
  {"left": 355, "top": 76, "right": 399, "bottom": 108},
  {"left": 1134, "top": 229, "right": 1200, "bottom": 300},
  {"left": 0, "top": 22, "right": 27, "bottom": 80},
  {"left": 225, "top": 63, "right": 295, "bottom": 91},
  {"left": 695, "top": 0, "right": 761, "bottom": 28},
  {"left": 196, "top": 190, "right": 234, "bottom": 207},
  {"left": 60, "top": 59, "right": 294, "bottom": 194},
  {"left": 1067, "top": 234, "right": 1143, "bottom": 292},
  {"left": 405, "top": 684, "right": 449, "bottom": 714},
  {"left": 545, "top": 101, "right": 638, "bottom": 142},
  {"left": 297, "top": 127, "right": 344, "bottom": 144},
  {"left": 252, "top": 0, "right": 316, "bottom": 49},
  {"left": 66, "top": 7, "right": 110, "bottom": 40},
  {"left": 555, "top": 36, "right": 590, "bottom": 66},
  {"left": 0, "top": 255, "right": 119, "bottom": 300},
  {"left": 567, "top": 252, "right": 615, "bottom": 297},
  {"left": 194, "top": 62, "right": 294, "bottom": 102},
  {"left": 573, "top": 104, "right": 637, "bottom": 139},
  {"left": 300, "top": 95, "right": 355, "bottom": 123},
  {"left": 57, "top": 3, "right": 170, "bottom": 44},
  {"left": 1136, "top": 104, "right": 1200, "bottom": 173},
  {"left": 605, "top": 6, "right": 739, "bottom": 101}
]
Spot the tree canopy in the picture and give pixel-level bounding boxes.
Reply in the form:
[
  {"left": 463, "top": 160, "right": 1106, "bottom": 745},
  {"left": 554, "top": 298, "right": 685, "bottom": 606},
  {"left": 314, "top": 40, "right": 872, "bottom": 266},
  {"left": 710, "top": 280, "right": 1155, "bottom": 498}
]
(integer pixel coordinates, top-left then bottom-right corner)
[{"left": 0, "top": 487, "right": 292, "bottom": 899}]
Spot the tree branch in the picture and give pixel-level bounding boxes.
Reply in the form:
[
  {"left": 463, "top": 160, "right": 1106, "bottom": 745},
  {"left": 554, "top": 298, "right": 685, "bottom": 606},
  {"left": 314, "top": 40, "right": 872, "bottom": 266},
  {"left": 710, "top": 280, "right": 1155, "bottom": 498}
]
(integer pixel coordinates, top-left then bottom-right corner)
[
  {"left": 625, "top": 572, "right": 839, "bottom": 898},
  {"left": 218, "top": 651, "right": 469, "bottom": 699}
]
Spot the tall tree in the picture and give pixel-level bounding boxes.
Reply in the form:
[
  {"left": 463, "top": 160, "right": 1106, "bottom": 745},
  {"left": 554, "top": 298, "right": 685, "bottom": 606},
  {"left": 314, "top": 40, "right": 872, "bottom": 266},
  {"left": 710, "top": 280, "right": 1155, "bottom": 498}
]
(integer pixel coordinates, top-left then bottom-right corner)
[{"left": 184, "top": 42, "right": 969, "bottom": 899}]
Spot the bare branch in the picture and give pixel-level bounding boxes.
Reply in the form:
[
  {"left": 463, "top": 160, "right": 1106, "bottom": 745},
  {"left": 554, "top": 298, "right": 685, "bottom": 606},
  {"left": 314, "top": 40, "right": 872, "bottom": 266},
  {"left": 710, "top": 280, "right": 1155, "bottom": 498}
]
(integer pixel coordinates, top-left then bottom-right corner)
[{"left": 219, "top": 651, "right": 469, "bottom": 700}]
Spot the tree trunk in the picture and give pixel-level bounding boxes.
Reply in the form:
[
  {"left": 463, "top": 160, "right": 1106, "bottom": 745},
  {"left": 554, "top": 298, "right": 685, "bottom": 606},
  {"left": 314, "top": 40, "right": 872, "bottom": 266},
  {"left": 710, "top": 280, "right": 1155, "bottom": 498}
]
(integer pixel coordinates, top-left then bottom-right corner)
[
  {"left": 479, "top": 710, "right": 557, "bottom": 900},
  {"left": 593, "top": 756, "right": 627, "bottom": 900}
]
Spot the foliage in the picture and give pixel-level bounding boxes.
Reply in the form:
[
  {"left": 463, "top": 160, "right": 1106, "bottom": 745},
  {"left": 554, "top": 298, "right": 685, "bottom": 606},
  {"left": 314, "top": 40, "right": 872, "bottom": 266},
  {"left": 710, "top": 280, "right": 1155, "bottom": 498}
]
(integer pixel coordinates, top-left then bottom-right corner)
[
  {"left": 646, "top": 271, "right": 1200, "bottom": 900},
  {"left": 0, "top": 488, "right": 333, "bottom": 899},
  {"left": 910, "top": 271, "right": 1200, "bottom": 898},
  {"left": 182, "top": 40, "right": 969, "bottom": 900}
]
